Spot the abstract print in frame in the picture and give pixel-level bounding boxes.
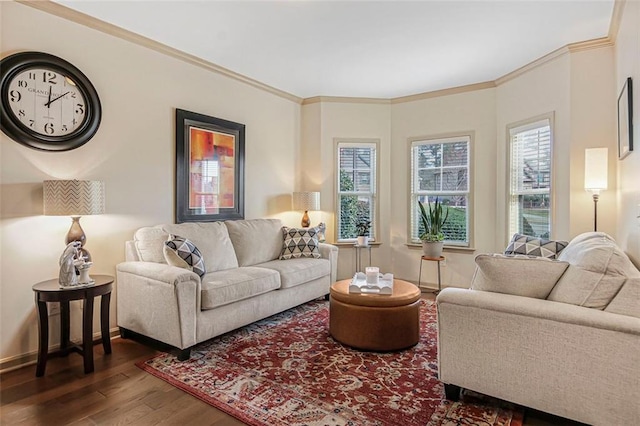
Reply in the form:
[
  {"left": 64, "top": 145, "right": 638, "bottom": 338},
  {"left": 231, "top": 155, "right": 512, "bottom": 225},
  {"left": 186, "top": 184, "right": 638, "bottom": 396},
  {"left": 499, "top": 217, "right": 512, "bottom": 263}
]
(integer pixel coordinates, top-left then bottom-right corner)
[{"left": 176, "top": 109, "right": 245, "bottom": 222}]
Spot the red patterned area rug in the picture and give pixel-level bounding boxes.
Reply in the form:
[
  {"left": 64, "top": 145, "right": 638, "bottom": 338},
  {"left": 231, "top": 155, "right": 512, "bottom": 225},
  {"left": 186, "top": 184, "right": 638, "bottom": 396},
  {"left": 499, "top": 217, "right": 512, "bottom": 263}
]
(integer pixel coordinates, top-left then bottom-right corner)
[{"left": 137, "top": 299, "right": 524, "bottom": 426}]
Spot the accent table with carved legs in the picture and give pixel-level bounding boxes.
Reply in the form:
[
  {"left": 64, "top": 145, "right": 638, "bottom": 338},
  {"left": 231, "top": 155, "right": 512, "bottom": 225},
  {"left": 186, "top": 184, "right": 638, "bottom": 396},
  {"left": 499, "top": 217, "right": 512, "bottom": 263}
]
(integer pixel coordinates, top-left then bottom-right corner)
[{"left": 32, "top": 275, "right": 114, "bottom": 376}]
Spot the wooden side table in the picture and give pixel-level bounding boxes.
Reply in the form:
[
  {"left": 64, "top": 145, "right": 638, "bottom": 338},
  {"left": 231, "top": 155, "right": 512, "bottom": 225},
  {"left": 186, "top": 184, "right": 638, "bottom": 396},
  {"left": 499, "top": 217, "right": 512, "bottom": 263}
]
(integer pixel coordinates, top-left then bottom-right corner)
[
  {"left": 418, "top": 255, "right": 445, "bottom": 293},
  {"left": 32, "top": 274, "right": 114, "bottom": 377}
]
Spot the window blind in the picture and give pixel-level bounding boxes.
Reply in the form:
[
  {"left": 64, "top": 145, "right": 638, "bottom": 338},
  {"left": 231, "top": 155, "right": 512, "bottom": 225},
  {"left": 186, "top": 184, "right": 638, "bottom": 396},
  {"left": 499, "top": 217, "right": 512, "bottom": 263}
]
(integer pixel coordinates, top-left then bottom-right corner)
[{"left": 508, "top": 119, "right": 552, "bottom": 238}]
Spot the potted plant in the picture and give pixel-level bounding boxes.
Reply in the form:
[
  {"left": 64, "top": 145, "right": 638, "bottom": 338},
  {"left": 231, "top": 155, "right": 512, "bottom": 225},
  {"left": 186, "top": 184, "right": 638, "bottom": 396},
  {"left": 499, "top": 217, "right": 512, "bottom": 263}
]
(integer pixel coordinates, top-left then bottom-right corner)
[
  {"left": 418, "top": 197, "right": 449, "bottom": 258},
  {"left": 355, "top": 219, "right": 371, "bottom": 246}
]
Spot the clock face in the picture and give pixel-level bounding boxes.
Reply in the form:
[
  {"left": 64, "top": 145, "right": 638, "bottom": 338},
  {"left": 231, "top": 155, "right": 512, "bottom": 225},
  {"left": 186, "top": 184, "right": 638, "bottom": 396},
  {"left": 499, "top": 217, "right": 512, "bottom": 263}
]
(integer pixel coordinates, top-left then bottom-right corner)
[
  {"left": 6, "top": 67, "right": 88, "bottom": 137},
  {"left": 0, "top": 52, "right": 101, "bottom": 151}
]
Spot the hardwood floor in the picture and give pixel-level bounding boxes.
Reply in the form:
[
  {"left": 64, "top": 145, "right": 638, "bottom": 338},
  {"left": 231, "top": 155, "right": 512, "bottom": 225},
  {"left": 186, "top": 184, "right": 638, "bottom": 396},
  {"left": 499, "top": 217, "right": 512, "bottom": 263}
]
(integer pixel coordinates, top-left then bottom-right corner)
[
  {"left": 1, "top": 294, "right": 583, "bottom": 425},
  {"left": 0, "top": 339, "right": 244, "bottom": 426}
]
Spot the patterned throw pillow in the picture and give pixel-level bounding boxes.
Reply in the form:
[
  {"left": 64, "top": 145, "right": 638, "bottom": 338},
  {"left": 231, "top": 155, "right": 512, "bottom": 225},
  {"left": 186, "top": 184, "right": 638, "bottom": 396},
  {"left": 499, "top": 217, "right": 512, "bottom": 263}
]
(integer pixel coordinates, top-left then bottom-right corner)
[
  {"left": 163, "top": 235, "right": 206, "bottom": 278},
  {"left": 504, "top": 233, "right": 568, "bottom": 259},
  {"left": 280, "top": 226, "right": 321, "bottom": 260}
]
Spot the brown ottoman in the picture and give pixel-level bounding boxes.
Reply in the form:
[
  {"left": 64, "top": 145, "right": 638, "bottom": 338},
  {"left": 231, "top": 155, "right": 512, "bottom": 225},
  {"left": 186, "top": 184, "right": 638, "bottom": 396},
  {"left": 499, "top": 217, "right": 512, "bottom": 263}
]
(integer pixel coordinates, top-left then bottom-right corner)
[{"left": 329, "top": 279, "right": 421, "bottom": 351}]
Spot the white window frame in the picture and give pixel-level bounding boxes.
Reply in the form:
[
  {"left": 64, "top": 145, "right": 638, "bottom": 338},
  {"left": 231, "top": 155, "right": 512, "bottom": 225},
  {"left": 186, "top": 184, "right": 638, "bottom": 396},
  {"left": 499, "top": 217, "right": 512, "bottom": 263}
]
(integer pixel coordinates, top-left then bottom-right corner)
[
  {"left": 507, "top": 116, "right": 554, "bottom": 240},
  {"left": 335, "top": 139, "right": 378, "bottom": 243},
  {"left": 409, "top": 134, "right": 472, "bottom": 247}
]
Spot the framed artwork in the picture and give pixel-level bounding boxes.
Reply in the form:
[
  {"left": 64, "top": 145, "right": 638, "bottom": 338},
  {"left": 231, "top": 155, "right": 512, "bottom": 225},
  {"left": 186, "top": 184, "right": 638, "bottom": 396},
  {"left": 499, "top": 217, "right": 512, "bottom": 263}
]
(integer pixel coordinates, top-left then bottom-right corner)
[
  {"left": 617, "top": 77, "right": 633, "bottom": 160},
  {"left": 175, "top": 109, "right": 245, "bottom": 223}
]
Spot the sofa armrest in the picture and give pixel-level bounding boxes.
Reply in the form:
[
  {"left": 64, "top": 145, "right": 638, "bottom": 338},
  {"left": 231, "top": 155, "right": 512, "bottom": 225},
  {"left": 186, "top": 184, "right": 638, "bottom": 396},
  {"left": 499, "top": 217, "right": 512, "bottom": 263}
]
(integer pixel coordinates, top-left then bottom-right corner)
[
  {"left": 319, "top": 243, "right": 339, "bottom": 284},
  {"left": 117, "top": 261, "right": 200, "bottom": 285},
  {"left": 436, "top": 288, "right": 640, "bottom": 425},
  {"left": 116, "top": 261, "right": 201, "bottom": 349}
]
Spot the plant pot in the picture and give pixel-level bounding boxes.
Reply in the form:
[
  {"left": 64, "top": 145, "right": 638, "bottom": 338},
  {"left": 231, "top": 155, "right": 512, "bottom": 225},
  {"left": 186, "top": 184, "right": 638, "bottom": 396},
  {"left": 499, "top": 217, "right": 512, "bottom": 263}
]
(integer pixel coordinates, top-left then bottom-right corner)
[
  {"left": 422, "top": 241, "right": 444, "bottom": 258},
  {"left": 357, "top": 236, "right": 369, "bottom": 246}
]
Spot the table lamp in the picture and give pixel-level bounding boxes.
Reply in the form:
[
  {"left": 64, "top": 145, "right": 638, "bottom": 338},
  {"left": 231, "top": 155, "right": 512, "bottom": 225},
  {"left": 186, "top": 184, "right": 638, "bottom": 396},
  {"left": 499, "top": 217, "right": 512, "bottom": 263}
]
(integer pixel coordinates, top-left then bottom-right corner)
[
  {"left": 584, "top": 148, "right": 608, "bottom": 232},
  {"left": 44, "top": 180, "right": 105, "bottom": 261},
  {"left": 292, "top": 191, "right": 320, "bottom": 228}
]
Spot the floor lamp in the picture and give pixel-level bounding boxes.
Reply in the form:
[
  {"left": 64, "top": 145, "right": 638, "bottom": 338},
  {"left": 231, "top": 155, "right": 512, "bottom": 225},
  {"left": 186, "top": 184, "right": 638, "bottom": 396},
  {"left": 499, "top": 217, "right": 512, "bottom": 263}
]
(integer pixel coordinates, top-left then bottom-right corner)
[{"left": 584, "top": 148, "right": 608, "bottom": 232}]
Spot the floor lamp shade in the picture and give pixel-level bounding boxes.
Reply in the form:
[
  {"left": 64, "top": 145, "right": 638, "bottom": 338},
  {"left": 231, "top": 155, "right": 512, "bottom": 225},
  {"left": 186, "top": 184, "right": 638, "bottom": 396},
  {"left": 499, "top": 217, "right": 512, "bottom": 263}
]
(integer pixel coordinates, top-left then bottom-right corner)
[
  {"left": 584, "top": 148, "right": 608, "bottom": 192},
  {"left": 44, "top": 180, "right": 105, "bottom": 260},
  {"left": 292, "top": 191, "right": 320, "bottom": 227}
]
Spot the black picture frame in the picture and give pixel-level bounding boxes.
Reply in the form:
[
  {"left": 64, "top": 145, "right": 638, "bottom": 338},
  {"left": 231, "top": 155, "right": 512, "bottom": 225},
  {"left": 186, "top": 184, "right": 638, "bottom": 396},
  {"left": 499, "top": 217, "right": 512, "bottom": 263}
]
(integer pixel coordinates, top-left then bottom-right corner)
[
  {"left": 617, "top": 77, "right": 633, "bottom": 160},
  {"left": 175, "top": 109, "right": 245, "bottom": 223}
]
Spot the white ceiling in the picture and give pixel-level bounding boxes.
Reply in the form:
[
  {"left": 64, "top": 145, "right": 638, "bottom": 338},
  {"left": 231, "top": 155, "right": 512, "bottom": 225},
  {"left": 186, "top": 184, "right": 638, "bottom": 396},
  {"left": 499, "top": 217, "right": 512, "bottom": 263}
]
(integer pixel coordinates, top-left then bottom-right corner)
[{"left": 56, "top": 0, "right": 615, "bottom": 99}]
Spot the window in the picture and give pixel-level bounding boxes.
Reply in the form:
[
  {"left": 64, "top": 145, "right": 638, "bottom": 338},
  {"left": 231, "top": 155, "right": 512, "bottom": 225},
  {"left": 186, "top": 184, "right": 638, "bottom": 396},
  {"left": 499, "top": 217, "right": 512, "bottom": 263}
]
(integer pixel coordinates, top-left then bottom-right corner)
[
  {"left": 410, "top": 136, "right": 471, "bottom": 246},
  {"left": 508, "top": 118, "right": 552, "bottom": 238},
  {"left": 336, "top": 141, "right": 377, "bottom": 242}
]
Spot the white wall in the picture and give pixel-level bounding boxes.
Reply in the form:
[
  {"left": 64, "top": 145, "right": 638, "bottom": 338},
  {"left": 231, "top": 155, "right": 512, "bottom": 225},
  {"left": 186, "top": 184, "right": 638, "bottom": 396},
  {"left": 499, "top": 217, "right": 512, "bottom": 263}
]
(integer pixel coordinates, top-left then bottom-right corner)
[
  {"left": 569, "top": 47, "right": 617, "bottom": 238},
  {"left": 390, "top": 89, "right": 498, "bottom": 288},
  {"left": 303, "top": 44, "right": 619, "bottom": 291},
  {"left": 0, "top": 2, "right": 301, "bottom": 361},
  {"left": 614, "top": 0, "right": 640, "bottom": 266},
  {"left": 301, "top": 101, "right": 392, "bottom": 280},
  {"left": 496, "top": 47, "right": 618, "bottom": 243},
  {"left": 496, "top": 55, "right": 572, "bottom": 244}
]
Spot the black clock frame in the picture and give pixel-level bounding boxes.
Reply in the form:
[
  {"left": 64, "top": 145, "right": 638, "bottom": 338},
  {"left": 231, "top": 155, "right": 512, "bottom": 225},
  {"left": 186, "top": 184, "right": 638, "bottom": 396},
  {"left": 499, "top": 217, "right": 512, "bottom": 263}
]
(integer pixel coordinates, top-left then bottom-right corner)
[{"left": 0, "top": 51, "right": 102, "bottom": 152}]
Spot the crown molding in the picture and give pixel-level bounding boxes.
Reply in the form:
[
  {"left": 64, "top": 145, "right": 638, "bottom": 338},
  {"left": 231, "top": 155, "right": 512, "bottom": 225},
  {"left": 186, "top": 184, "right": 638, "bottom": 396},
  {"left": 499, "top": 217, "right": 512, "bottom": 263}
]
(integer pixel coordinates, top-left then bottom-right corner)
[
  {"left": 17, "top": 0, "right": 303, "bottom": 104},
  {"left": 608, "top": 0, "right": 626, "bottom": 44},
  {"left": 494, "top": 45, "right": 569, "bottom": 87},
  {"left": 302, "top": 96, "right": 390, "bottom": 105},
  {"left": 568, "top": 37, "right": 614, "bottom": 52},
  {"left": 494, "top": 36, "right": 613, "bottom": 87},
  {"left": 390, "top": 81, "right": 496, "bottom": 104}
]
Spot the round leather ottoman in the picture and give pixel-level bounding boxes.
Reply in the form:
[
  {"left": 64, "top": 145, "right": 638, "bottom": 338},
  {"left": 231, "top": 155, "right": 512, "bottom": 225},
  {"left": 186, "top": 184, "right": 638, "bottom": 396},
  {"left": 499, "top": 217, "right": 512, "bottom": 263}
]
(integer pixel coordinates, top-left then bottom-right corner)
[{"left": 329, "top": 279, "right": 421, "bottom": 351}]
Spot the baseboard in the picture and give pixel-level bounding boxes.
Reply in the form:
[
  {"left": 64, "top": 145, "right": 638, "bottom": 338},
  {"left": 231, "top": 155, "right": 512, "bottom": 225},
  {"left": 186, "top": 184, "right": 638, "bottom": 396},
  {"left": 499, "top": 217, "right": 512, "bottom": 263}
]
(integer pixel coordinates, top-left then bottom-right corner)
[
  {"left": 0, "top": 327, "right": 121, "bottom": 374},
  {"left": 419, "top": 285, "right": 440, "bottom": 294}
]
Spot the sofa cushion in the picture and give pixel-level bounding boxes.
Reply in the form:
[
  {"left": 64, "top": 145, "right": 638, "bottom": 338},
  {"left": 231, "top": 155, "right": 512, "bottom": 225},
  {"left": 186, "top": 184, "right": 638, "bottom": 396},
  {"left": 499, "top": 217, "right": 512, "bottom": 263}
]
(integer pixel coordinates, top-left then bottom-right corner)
[
  {"left": 256, "top": 258, "right": 330, "bottom": 289},
  {"left": 163, "top": 235, "right": 206, "bottom": 278},
  {"left": 471, "top": 254, "right": 569, "bottom": 299},
  {"left": 225, "top": 219, "right": 283, "bottom": 266},
  {"left": 134, "top": 226, "right": 169, "bottom": 263},
  {"left": 547, "top": 232, "right": 640, "bottom": 309},
  {"left": 163, "top": 222, "right": 238, "bottom": 272},
  {"left": 200, "top": 267, "right": 280, "bottom": 310},
  {"left": 504, "top": 233, "right": 568, "bottom": 259},
  {"left": 605, "top": 278, "right": 640, "bottom": 318},
  {"left": 280, "top": 226, "right": 321, "bottom": 260}
]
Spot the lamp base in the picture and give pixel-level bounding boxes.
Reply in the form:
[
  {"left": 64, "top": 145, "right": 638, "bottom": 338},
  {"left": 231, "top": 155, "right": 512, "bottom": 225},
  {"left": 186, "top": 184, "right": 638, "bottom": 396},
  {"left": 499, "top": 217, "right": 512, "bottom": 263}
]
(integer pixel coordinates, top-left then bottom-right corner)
[
  {"left": 301, "top": 211, "right": 311, "bottom": 228},
  {"left": 592, "top": 193, "right": 599, "bottom": 232},
  {"left": 66, "top": 216, "right": 91, "bottom": 261}
]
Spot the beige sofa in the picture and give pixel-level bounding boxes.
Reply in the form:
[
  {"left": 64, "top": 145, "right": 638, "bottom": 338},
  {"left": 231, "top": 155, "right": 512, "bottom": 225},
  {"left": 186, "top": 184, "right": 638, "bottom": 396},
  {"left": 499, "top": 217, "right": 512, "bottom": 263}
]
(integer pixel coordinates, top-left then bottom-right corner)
[
  {"left": 116, "top": 219, "right": 337, "bottom": 360},
  {"left": 437, "top": 232, "right": 640, "bottom": 426}
]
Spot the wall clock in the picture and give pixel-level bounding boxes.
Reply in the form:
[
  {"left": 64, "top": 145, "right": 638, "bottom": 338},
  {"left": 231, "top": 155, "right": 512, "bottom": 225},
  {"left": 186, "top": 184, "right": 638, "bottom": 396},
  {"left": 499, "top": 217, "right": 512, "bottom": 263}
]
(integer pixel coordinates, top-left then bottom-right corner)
[{"left": 0, "top": 51, "right": 101, "bottom": 151}]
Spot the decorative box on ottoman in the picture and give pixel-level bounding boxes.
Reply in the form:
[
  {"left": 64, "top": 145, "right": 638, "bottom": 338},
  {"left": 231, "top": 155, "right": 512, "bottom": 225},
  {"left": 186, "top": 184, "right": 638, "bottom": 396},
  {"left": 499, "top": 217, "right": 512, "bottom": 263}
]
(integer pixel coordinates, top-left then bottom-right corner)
[{"left": 329, "top": 279, "right": 420, "bottom": 351}]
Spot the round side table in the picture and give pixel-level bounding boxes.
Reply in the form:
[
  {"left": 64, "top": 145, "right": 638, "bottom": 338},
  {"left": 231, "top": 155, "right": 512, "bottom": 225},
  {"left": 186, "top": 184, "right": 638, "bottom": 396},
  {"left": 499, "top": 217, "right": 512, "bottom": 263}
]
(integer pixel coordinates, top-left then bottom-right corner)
[
  {"left": 32, "top": 275, "right": 114, "bottom": 377},
  {"left": 418, "top": 255, "right": 445, "bottom": 293}
]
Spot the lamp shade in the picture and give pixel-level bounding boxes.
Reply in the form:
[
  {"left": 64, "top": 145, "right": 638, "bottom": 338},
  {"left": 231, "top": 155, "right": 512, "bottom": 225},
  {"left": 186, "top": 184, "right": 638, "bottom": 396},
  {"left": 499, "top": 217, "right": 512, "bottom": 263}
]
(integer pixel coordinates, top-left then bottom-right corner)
[
  {"left": 584, "top": 148, "right": 608, "bottom": 191},
  {"left": 44, "top": 180, "right": 106, "bottom": 216},
  {"left": 292, "top": 191, "right": 320, "bottom": 211}
]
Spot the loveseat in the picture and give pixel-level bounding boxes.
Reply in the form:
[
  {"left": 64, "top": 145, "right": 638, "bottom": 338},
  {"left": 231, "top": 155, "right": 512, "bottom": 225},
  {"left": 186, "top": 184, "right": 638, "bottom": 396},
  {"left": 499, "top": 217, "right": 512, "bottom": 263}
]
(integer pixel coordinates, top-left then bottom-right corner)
[
  {"left": 436, "top": 232, "right": 640, "bottom": 426},
  {"left": 116, "top": 219, "right": 337, "bottom": 360}
]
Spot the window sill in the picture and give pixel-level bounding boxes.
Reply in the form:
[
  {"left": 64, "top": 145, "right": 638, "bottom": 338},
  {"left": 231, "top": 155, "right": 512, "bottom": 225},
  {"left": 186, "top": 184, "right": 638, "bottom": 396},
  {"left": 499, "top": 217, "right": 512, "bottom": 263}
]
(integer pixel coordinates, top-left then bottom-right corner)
[{"left": 406, "top": 243, "right": 476, "bottom": 253}]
